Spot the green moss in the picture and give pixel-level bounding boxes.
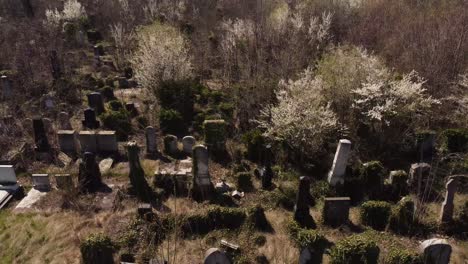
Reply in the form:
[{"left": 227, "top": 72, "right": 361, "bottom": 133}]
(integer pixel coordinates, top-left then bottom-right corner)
[
  {"left": 203, "top": 119, "right": 227, "bottom": 153},
  {"left": 385, "top": 248, "right": 422, "bottom": 264},
  {"left": 360, "top": 201, "right": 392, "bottom": 230},
  {"left": 330, "top": 234, "right": 380, "bottom": 264},
  {"left": 99, "top": 109, "right": 132, "bottom": 140},
  {"left": 387, "top": 198, "right": 415, "bottom": 234},
  {"left": 442, "top": 128, "right": 468, "bottom": 153},
  {"left": 80, "top": 233, "right": 113, "bottom": 264}
]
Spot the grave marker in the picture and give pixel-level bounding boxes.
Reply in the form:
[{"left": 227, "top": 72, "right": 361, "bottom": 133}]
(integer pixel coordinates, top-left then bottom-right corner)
[
  {"left": 440, "top": 178, "right": 457, "bottom": 223},
  {"left": 164, "top": 135, "right": 178, "bottom": 155},
  {"left": 294, "top": 176, "right": 314, "bottom": 228},
  {"left": 182, "top": 136, "right": 196, "bottom": 155},
  {"left": 55, "top": 174, "right": 74, "bottom": 190},
  {"left": 97, "top": 131, "right": 118, "bottom": 153},
  {"left": 419, "top": 238, "right": 451, "bottom": 264},
  {"left": 78, "top": 152, "right": 103, "bottom": 193},
  {"left": 82, "top": 108, "right": 100, "bottom": 129},
  {"left": 33, "top": 118, "right": 50, "bottom": 152},
  {"left": 204, "top": 248, "right": 231, "bottom": 264},
  {"left": 328, "top": 139, "right": 351, "bottom": 186},
  {"left": 323, "top": 197, "right": 350, "bottom": 226},
  {"left": 146, "top": 126, "right": 157, "bottom": 154},
  {"left": 57, "top": 130, "right": 77, "bottom": 153},
  {"left": 32, "top": 174, "right": 51, "bottom": 191},
  {"left": 79, "top": 131, "right": 97, "bottom": 153},
  {"left": 87, "top": 92, "right": 105, "bottom": 115}
]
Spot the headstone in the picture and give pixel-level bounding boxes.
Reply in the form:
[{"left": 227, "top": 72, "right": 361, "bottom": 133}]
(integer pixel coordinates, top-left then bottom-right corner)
[
  {"left": 323, "top": 197, "right": 350, "bottom": 226},
  {"left": 204, "top": 248, "right": 231, "bottom": 264},
  {"left": 231, "top": 190, "right": 244, "bottom": 199},
  {"left": 261, "top": 144, "right": 274, "bottom": 189},
  {"left": 33, "top": 118, "right": 50, "bottom": 152},
  {"left": 87, "top": 92, "right": 105, "bottom": 115},
  {"left": 32, "top": 174, "right": 51, "bottom": 191},
  {"left": 96, "top": 131, "right": 118, "bottom": 153},
  {"left": 294, "top": 176, "right": 314, "bottom": 228},
  {"left": 55, "top": 174, "right": 74, "bottom": 190},
  {"left": 82, "top": 108, "right": 100, "bottom": 129},
  {"left": 193, "top": 145, "right": 212, "bottom": 200},
  {"left": 203, "top": 119, "right": 227, "bottom": 154},
  {"left": 419, "top": 238, "right": 451, "bottom": 264},
  {"left": 49, "top": 50, "right": 61, "bottom": 80},
  {"left": 164, "top": 135, "right": 178, "bottom": 155},
  {"left": 58, "top": 112, "right": 72, "bottom": 130},
  {"left": 417, "top": 132, "right": 436, "bottom": 162},
  {"left": 182, "top": 136, "right": 196, "bottom": 155},
  {"left": 79, "top": 131, "right": 97, "bottom": 153},
  {"left": 408, "top": 163, "right": 431, "bottom": 198},
  {"left": 127, "top": 141, "right": 153, "bottom": 202},
  {"left": 440, "top": 179, "right": 457, "bottom": 223},
  {"left": 78, "top": 152, "right": 103, "bottom": 193},
  {"left": 137, "top": 203, "right": 152, "bottom": 217},
  {"left": 327, "top": 139, "right": 352, "bottom": 186},
  {"left": 99, "top": 158, "right": 114, "bottom": 174},
  {"left": 0, "top": 165, "right": 17, "bottom": 185},
  {"left": 1, "top": 75, "right": 13, "bottom": 99},
  {"left": 57, "top": 130, "right": 77, "bottom": 153},
  {"left": 146, "top": 126, "right": 157, "bottom": 154}
]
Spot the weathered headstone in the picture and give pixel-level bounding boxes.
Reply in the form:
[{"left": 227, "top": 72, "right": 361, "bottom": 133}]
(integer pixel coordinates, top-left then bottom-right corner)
[
  {"left": 419, "top": 238, "right": 451, "bottom": 264},
  {"left": 97, "top": 131, "right": 118, "bottom": 153},
  {"left": 440, "top": 179, "right": 457, "bottom": 223},
  {"left": 57, "top": 130, "right": 77, "bottom": 153},
  {"left": 294, "top": 176, "right": 314, "bottom": 228},
  {"left": 33, "top": 118, "right": 50, "bottom": 152},
  {"left": 49, "top": 50, "right": 61, "bottom": 80},
  {"left": 164, "top": 135, "right": 178, "bottom": 156},
  {"left": 193, "top": 145, "right": 212, "bottom": 200},
  {"left": 1, "top": 75, "right": 13, "bottom": 99},
  {"left": 327, "top": 139, "right": 351, "bottom": 186},
  {"left": 182, "top": 136, "right": 196, "bottom": 155},
  {"left": 78, "top": 152, "right": 103, "bottom": 193},
  {"left": 127, "top": 141, "right": 153, "bottom": 202},
  {"left": 55, "top": 174, "right": 74, "bottom": 190},
  {"left": 79, "top": 131, "right": 97, "bottom": 153},
  {"left": 203, "top": 119, "right": 227, "bottom": 154},
  {"left": 99, "top": 158, "right": 114, "bottom": 174},
  {"left": 323, "top": 197, "right": 350, "bottom": 226},
  {"left": 146, "top": 126, "right": 157, "bottom": 154},
  {"left": 87, "top": 92, "right": 105, "bottom": 115},
  {"left": 408, "top": 163, "right": 431, "bottom": 198},
  {"left": 204, "top": 248, "right": 231, "bottom": 264},
  {"left": 0, "top": 165, "right": 17, "bottom": 185},
  {"left": 32, "top": 174, "right": 51, "bottom": 191},
  {"left": 58, "top": 112, "right": 72, "bottom": 130},
  {"left": 82, "top": 108, "right": 100, "bottom": 129},
  {"left": 43, "top": 118, "right": 53, "bottom": 133}
]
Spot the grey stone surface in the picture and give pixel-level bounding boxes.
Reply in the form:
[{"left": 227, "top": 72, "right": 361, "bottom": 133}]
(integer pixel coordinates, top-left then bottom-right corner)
[
  {"left": 164, "top": 135, "right": 178, "bottom": 155},
  {"left": 193, "top": 145, "right": 210, "bottom": 186},
  {"left": 204, "top": 248, "right": 231, "bottom": 264},
  {"left": 57, "top": 130, "right": 77, "bottom": 153},
  {"left": 0, "top": 165, "right": 17, "bottom": 185},
  {"left": 15, "top": 188, "right": 48, "bottom": 210},
  {"left": 32, "top": 174, "right": 51, "bottom": 190},
  {"left": 440, "top": 178, "right": 457, "bottom": 223},
  {"left": 182, "top": 136, "right": 196, "bottom": 155},
  {"left": 99, "top": 158, "right": 114, "bottom": 174},
  {"left": 328, "top": 139, "right": 351, "bottom": 186},
  {"left": 97, "top": 131, "right": 118, "bottom": 153},
  {"left": 146, "top": 126, "right": 157, "bottom": 153},
  {"left": 419, "top": 238, "right": 451, "bottom": 264},
  {"left": 323, "top": 197, "right": 350, "bottom": 226},
  {"left": 79, "top": 131, "right": 97, "bottom": 153}
]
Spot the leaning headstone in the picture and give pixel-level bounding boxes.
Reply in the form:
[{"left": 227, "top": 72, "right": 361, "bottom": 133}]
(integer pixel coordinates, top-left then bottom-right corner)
[
  {"left": 1, "top": 75, "right": 13, "bottom": 99},
  {"left": 323, "top": 197, "right": 350, "bottom": 226},
  {"left": 58, "top": 112, "right": 72, "bottom": 130},
  {"left": 164, "top": 135, "right": 178, "bottom": 156},
  {"left": 78, "top": 152, "right": 103, "bottom": 193},
  {"left": 327, "top": 139, "right": 352, "bottom": 186},
  {"left": 50, "top": 50, "right": 61, "bottom": 79},
  {"left": 127, "top": 141, "right": 153, "bottom": 202},
  {"left": 192, "top": 145, "right": 212, "bottom": 200},
  {"left": 79, "top": 131, "right": 97, "bottom": 153},
  {"left": 32, "top": 174, "right": 51, "bottom": 191},
  {"left": 408, "top": 163, "right": 431, "bottom": 198},
  {"left": 146, "top": 126, "right": 157, "bottom": 154},
  {"left": 55, "top": 174, "right": 74, "bottom": 190},
  {"left": 419, "top": 238, "right": 451, "bottom": 264},
  {"left": 204, "top": 248, "right": 231, "bottom": 264},
  {"left": 87, "top": 92, "right": 105, "bottom": 115},
  {"left": 82, "top": 108, "right": 100, "bottom": 129},
  {"left": 57, "top": 130, "right": 77, "bottom": 153},
  {"left": 96, "top": 131, "right": 118, "bottom": 153},
  {"left": 203, "top": 119, "right": 227, "bottom": 154},
  {"left": 182, "top": 136, "right": 196, "bottom": 155},
  {"left": 440, "top": 178, "right": 457, "bottom": 223},
  {"left": 33, "top": 118, "right": 50, "bottom": 152},
  {"left": 294, "top": 176, "right": 314, "bottom": 228}
]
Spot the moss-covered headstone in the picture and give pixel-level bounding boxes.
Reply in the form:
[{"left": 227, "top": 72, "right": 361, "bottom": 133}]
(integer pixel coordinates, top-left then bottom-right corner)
[
  {"left": 126, "top": 141, "right": 153, "bottom": 202},
  {"left": 203, "top": 119, "right": 227, "bottom": 154},
  {"left": 80, "top": 233, "right": 114, "bottom": 264}
]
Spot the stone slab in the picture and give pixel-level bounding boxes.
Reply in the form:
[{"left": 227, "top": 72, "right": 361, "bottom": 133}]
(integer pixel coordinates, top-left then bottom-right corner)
[{"left": 15, "top": 188, "right": 48, "bottom": 210}]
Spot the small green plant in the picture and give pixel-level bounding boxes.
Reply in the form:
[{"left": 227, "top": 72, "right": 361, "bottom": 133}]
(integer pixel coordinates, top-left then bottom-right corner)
[
  {"left": 242, "top": 129, "right": 265, "bottom": 162},
  {"left": 360, "top": 201, "right": 392, "bottom": 230},
  {"left": 100, "top": 109, "right": 132, "bottom": 140},
  {"left": 384, "top": 248, "right": 422, "bottom": 264},
  {"left": 80, "top": 233, "right": 114, "bottom": 264},
  {"left": 159, "top": 108, "right": 184, "bottom": 134},
  {"left": 329, "top": 234, "right": 380, "bottom": 264}
]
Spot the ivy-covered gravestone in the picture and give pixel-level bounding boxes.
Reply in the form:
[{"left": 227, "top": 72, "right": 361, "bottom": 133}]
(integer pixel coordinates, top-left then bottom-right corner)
[
  {"left": 203, "top": 119, "right": 227, "bottom": 154},
  {"left": 126, "top": 141, "right": 153, "bottom": 202},
  {"left": 80, "top": 233, "right": 114, "bottom": 264}
]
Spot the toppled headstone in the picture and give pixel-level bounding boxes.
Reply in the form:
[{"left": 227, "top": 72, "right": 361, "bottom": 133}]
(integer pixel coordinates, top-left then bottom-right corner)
[
  {"left": 419, "top": 238, "right": 451, "bottom": 264},
  {"left": 182, "top": 136, "right": 196, "bottom": 155},
  {"left": 440, "top": 178, "right": 457, "bottom": 223},
  {"left": 204, "top": 248, "right": 231, "bottom": 264},
  {"left": 78, "top": 152, "right": 103, "bottom": 193},
  {"left": 127, "top": 141, "right": 153, "bottom": 202},
  {"left": 215, "top": 180, "right": 232, "bottom": 193},
  {"left": 328, "top": 139, "right": 351, "bottom": 186},
  {"left": 57, "top": 130, "right": 77, "bottom": 153},
  {"left": 323, "top": 197, "right": 350, "bottom": 226},
  {"left": 99, "top": 158, "right": 114, "bottom": 174},
  {"left": 82, "top": 108, "right": 100, "bottom": 129},
  {"left": 294, "top": 176, "right": 315, "bottom": 228},
  {"left": 146, "top": 126, "right": 157, "bottom": 154}
]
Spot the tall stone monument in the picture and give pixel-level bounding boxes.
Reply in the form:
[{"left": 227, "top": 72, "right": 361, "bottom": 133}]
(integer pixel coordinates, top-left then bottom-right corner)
[
  {"left": 126, "top": 141, "right": 153, "bottom": 202},
  {"left": 327, "top": 139, "right": 351, "bottom": 186},
  {"left": 294, "top": 176, "right": 315, "bottom": 228},
  {"left": 192, "top": 145, "right": 213, "bottom": 200}
]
